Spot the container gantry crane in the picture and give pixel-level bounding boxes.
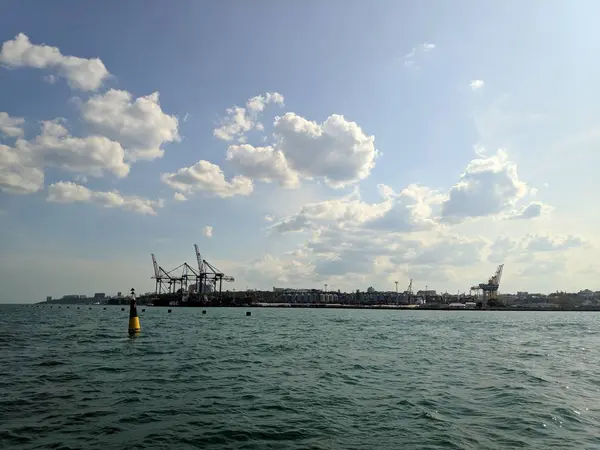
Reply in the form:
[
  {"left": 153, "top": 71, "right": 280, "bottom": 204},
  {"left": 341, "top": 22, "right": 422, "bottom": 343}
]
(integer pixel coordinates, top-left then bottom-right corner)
[
  {"left": 151, "top": 254, "right": 175, "bottom": 295},
  {"left": 194, "top": 244, "right": 234, "bottom": 296}
]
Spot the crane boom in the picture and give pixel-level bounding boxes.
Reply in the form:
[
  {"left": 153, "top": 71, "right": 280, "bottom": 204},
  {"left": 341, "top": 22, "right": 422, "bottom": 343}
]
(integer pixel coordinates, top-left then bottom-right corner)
[
  {"left": 151, "top": 254, "right": 159, "bottom": 279},
  {"left": 495, "top": 264, "right": 504, "bottom": 285},
  {"left": 194, "top": 244, "right": 203, "bottom": 273},
  {"left": 476, "top": 264, "right": 505, "bottom": 303}
]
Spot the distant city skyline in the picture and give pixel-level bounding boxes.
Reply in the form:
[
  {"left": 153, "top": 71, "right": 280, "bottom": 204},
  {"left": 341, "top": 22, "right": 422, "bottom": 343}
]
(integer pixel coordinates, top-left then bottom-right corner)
[
  {"left": 45, "top": 285, "right": 600, "bottom": 303},
  {"left": 2, "top": 1, "right": 600, "bottom": 303}
]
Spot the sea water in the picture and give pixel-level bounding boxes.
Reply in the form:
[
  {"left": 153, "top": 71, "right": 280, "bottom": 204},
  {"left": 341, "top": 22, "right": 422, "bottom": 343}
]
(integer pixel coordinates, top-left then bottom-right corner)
[{"left": 1, "top": 305, "right": 599, "bottom": 449}]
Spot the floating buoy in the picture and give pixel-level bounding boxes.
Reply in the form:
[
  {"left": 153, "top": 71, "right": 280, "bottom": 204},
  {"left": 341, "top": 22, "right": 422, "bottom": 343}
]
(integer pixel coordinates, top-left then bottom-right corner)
[
  {"left": 168, "top": 309, "right": 172, "bottom": 313},
  {"left": 246, "top": 311, "right": 251, "bottom": 316},
  {"left": 103, "top": 307, "right": 106, "bottom": 310},
  {"left": 142, "top": 308, "right": 145, "bottom": 312},
  {"left": 128, "top": 288, "right": 141, "bottom": 336},
  {"left": 202, "top": 310, "right": 206, "bottom": 314}
]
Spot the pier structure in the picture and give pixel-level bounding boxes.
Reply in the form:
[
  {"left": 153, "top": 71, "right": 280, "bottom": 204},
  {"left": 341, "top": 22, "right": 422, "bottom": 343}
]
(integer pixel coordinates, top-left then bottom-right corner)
[{"left": 150, "top": 244, "right": 234, "bottom": 303}]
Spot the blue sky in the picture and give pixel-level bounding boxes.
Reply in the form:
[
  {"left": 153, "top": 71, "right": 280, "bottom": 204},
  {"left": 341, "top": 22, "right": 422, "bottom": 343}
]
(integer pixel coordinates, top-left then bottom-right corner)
[{"left": 1, "top": 1, "right": 599, "bottom": 302}]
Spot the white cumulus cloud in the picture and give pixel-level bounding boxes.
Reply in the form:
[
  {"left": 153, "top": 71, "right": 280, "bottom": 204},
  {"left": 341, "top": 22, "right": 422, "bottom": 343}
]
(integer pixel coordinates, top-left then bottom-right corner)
[
  {"left": 441, "top": 149, "right": 528, "bottom": 222},
  {"left": 0, "top": 119, "right": 129, "bottom": 195},
  {"left": 31, "top": 120, "right": 130, "bottom": 178},
  {"left": 240, "top": 253, "right": 315, "bottom": 286},
  {"left": 161, "top": 160, "right": 253, "bottom": 198},
  {"left": 213, "top": 92, "right": 284, "bottom": 142},
  {"left": 487, "top": 233, "right": 585, "bottom": 263},
  {"left": 213, "top": 106, "right": 254, "bottom": 142},
  {"left": 47, "top": 181, "right": 163, "bottom": 215},
  {"left": 0, "top": 143, "right": 44, "bottom": 194},
  {"left": 271, "top": 184, "right": 440, "bottom": 234},
  {"left": 225, "top": 144, "right": 299, "bottom": 188},
  {"left": 524, "top": 233, "right": 585, "bottom": 252},
  {"left": 506, "top": 201, "right": 552, "bottom": 220},
  {"left": 203, "top": 225, "right": 213, "bottom": 238},
  {"left": 80, "top": 89, "right": 180, "bottom": 161},
  {"left": 43, "top": 74, "right": 57, "bottom": 85},
  {"left": 271, "top": 188, "right": 385, "bottom": 233},
  {"left": 487, "top": 235, "right": 520, "bottom": 263},
  {"left": 74, "top": 174, "right": 88, "bottom": 184},
  {"left": 261, "top": 137, "right": 568, "bottom": 285},
  {"left": 0, "top": 33, "right": 110, "bottom": 91},
  {"left": 0, "top": 112, "right": 25, "bottom": 137},
  {"left": 304, "top": 227, "right": 415, "bottom": 278},
  {"left": 396, "top": 234, "right": 487, "bottom": 267},
  {"left": 367, "top": 184, "right": 443, "bottom": 232},
  {"left": 272, "top": 113, "right": 377, "bottom": 188},
  {"left": 470, "top": 80, "right": 485, "bottom": 90},
  {"left": 246, "top": 92, "right": 285, "bottom": 113},
  {"left": 173, "top": 192, "right": 187, "bottom": 202}
]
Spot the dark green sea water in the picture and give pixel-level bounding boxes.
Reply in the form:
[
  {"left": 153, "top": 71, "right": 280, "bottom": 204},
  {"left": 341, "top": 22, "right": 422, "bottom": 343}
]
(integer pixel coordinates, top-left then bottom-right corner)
[{"left": 1, "top": 306, "right": 600, "bottom": 449}]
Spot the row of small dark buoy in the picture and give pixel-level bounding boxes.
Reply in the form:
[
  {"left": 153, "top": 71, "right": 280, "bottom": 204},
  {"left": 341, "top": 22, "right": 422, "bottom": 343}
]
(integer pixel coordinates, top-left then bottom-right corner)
[{"left": 29, "top": 305, "right": 252, "bottom": 316}]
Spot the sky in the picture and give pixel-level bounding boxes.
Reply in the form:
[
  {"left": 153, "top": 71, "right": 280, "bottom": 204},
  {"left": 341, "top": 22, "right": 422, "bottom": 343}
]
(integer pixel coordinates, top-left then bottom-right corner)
[{"left": 1, "top": 0, "right": 599, "bottom": 303}]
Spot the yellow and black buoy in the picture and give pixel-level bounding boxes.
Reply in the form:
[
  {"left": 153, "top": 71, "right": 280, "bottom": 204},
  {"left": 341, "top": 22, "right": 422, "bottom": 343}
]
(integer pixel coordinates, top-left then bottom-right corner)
[{"left": 128, "top": 288, "right": 141, "bottom": 336}]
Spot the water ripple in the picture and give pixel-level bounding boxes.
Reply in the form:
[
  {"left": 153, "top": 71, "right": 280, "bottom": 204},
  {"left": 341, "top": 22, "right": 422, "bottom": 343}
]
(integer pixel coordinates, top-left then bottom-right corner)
[{"left": 2, "top": 306, "right": 600, "bottom": 449}]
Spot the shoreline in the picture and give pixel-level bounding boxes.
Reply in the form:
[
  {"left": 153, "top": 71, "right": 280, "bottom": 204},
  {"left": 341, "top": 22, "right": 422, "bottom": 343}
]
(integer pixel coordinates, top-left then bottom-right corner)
[{"left": 31, "top": 302, "right": 600, "bottom": 312}]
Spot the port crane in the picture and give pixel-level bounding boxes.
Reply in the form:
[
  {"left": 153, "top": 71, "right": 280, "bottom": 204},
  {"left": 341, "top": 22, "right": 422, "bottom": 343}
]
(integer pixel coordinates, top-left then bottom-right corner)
[
  {"left": 151, "top": 254, "right": 176, "bottom": 295},
  {"left": 202, "top": 259, "right": 234, "bottom": 294},
  {"left": 194, "top": 244, "right": 206, "bottom": 294},
  {"left": 193, "top": 244, "right": 234, "bottom": 296},
  {"left": 151, "top": 252, "right": 200, "bottom": 296},
  {"left": 476, "top": 264, "right": 504, "bottom": 304},
  {"left": 406, "top": 279, "right": 413, "bottom": 295},
  {"left": 165, "top": 262, "right": 199, "bottom": 294},
  {"left": 150, "top": 245, "right": 236, "bottom": 301},
  {"left": 402, "top": 278, "right": 413, "bottom": 304}
]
